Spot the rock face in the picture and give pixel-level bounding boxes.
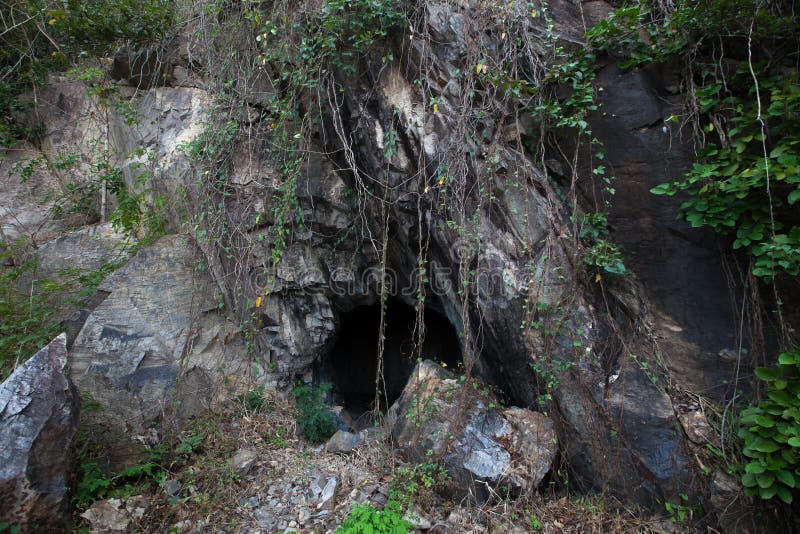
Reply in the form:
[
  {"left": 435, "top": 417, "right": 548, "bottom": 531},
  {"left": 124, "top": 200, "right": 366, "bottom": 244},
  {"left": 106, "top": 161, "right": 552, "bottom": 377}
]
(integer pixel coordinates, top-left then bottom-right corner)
[
  {"left": 388, "top": 361, "right": 557, "bottom": 499},
  {"left": 0, "top": 0, "right": 752, "bottom": 515},
  {"left": 0, "top": 334, "right": 79, "bottom": 529},
  {"left": 69, "top": 234, "right": 248, "bottom": 464}
]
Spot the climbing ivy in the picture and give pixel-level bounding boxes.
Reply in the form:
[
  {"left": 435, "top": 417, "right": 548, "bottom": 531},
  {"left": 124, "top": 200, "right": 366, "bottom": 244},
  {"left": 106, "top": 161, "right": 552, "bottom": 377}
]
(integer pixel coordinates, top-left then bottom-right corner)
[
  {"left": 579, "top": 0, "right": 800, "bottom": 279},
  {"left": 652, "top": 74, "right": 800, "bottom": 278}
]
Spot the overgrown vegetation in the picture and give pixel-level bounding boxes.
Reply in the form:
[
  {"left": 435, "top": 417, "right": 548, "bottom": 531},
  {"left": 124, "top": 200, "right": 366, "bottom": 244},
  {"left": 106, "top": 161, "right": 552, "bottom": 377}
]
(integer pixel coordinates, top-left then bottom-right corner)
[
  {"left": 0, "top": 0, "right": 174, "bottom": 145},
  {"left": 578, "top": 0, "right": 800, "bottom": 280},
  {"left": 577, "top": 0, "right": 800, "bottom": 510},
  {"left": 0, "top": 251, "right": 120, "bottom": 379},
  {"left": 293, "top": 383, "right": 338, "bottom": 443},
  {"left": 739, "top": 351, "right": 800, "bottom": 504},
  {"left": 74, "top": 430, "right": 203, "bottom": 510},
  {"left": 335, "top": 500, "right": 411, "bottom": 534}
]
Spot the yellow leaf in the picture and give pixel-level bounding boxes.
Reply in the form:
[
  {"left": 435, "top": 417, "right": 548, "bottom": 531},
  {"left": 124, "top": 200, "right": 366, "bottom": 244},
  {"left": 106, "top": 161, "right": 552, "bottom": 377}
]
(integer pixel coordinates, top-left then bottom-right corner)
[
  {"left": 439, "top": 176, "right": 445, "bottom": 185},
  {"left": 48, "top": 18, "right": 57, "bottom": 26},
  {"left": 433, "top": 103, "right": 439, "bottom": 113},
  {"left": 594, "top": 273, "right": 602, "bottom": 283},
  {"left": 531, "top": 10, "right": 538, "bottom": 17},
  {"left": 255, "top": 296, "right": 262, "bottom": 308},
  {"left": 476, "top": 63, "right": 483, "bottom": 74},
  {"left": 481, "top": 64, "right": 488, "bottom": 74}
]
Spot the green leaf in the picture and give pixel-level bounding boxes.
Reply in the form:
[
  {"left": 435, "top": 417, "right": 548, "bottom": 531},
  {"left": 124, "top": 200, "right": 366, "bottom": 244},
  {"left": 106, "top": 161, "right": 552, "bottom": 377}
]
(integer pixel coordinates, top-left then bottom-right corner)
[
  {"left": 759, "top": 484, "right": 778, "bottom": 500},
  {"left": 752, "top": 439, "right": 780, "bottom": 453},
  {"left": 745, "top": 462, "right": 766, "bottom": 474},
  {"left": 754, "top": 367, "right": 779, "bottom": 381},
  {"left": 650, "top": 183, "right": 675, "bottom": 195},
  {"left": 742, "top": 472, "right": 758, "bottom": 487},
  {"left": 755, "top": 415, "right": 775, "bottom": 428},
  {"left": 778, "top": 351, "right": 800, "bottom": 365},
  {"left": 775, "top": 470, "right": 796, "bottom": 489},
  {"left": 776, "top": 485, "right": 793, "bottom": 504}
]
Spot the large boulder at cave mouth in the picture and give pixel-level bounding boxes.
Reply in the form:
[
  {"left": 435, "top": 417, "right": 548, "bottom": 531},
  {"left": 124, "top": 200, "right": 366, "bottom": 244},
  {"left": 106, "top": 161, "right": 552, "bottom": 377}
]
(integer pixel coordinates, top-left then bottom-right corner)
[
  {"left": 387, "top": 360, "right": 556, "bottom": 500},
  {"left": 0, "top": 334, "right": 79, "bottom": 530}
]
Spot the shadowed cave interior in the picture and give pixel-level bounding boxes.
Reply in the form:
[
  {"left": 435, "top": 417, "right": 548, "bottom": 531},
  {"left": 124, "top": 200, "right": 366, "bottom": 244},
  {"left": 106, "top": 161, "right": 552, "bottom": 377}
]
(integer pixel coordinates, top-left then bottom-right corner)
[{"left": 324, "top": 298, "right": 462, "bottom": 427}]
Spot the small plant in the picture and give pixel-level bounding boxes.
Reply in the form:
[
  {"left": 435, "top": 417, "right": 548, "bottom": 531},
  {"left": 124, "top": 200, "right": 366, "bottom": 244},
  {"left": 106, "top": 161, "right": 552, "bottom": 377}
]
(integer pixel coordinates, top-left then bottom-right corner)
[
  {"left": 739, "top": 350, "right": 800, "bottom": 504},
  {"left": 578, "top": 212, "right": 626, "bottom": 278},
  {"left": 390, "top": 452, "right": 447, "bottom": 508},
  {"left": 238, "top": 386, "right": 271, "bottom": 414},
  {"left": 664, "top": 493, "right": 696, "bottom": 524},
  {"left": 335, "top": 499, "right": 411, "bottom": 534},
  {"left": 292, "top": 383, "right": 337, "bottom": 443}
]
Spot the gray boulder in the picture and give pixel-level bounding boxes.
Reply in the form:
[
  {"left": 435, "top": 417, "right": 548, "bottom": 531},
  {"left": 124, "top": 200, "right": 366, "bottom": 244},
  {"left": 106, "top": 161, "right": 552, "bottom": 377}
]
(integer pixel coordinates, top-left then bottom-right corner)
[
  {"left": 388, "top": 360, "right": 556, "bottom": 500},
  {"left": 0, "top": 334, "right": 79, "bottom": 529},
  {"left": 68, "top": 234, "right": 248, "bottom": 466}
]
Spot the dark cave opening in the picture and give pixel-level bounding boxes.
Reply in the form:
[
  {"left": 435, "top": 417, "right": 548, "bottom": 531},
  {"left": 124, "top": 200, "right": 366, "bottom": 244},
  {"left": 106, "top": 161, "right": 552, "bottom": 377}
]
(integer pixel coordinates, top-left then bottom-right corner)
[{"left": 326, "top": 298, "right": 462, "bottom": 427}]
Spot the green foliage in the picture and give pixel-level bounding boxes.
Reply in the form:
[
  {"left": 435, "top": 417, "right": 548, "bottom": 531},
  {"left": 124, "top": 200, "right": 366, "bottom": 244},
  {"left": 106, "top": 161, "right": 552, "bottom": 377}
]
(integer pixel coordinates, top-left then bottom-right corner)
[
  {"left": 0, "top": 252, "right": 119, "bottom": 379},
  {"left": 581, "top": 0, "right": 800, "bottom": 278},
  {"left": 390, "top": 454, "right": 447, "bottom": 508},
  {"left": 253, "top": 0, "right": 405, "bottom": 88},
  {"left": 238, "top": 386, "right": 272, "bottom": 414},
  {"left": 578, "top": 212, "right": 627, "bottom": 277},
  {"left": 664, "top": 493, "right": 697, "bottom": 524},
  {"left": 738, "top": 351, "right": 800, "bottom": 504},
  {"left": 652, "top": 75, "right": 800, "bottom": 278},
  {"left": 74, "top": 461, "right": 113, "bottom": 508},
  {"left": 74, "top": 432, "right": 202, "bottom": 510},
  {"left": 292, "top": 383, "right": 337, "bottom": 443},
  {"left": 0, "top": 523, "right": 21, "bottom": 534},
  {"left": 335, "top": 499, "right": 411, "bottom": 534},
  {"left": 0, "top": 0, "right": 174, "bottom": 146}
]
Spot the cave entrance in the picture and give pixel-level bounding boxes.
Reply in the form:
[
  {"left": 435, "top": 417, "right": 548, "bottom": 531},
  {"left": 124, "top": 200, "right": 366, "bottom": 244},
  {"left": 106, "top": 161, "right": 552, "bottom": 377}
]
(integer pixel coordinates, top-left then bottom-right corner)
[{"left": 327, "top": 298, "right": 462, "bottom": 428}]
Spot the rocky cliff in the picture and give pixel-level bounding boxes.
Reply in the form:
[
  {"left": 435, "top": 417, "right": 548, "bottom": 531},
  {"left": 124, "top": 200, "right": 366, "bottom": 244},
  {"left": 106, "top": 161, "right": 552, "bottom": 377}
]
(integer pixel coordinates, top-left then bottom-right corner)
[{"left": 3, "top": 0, "right": 792, "bottom": 530}]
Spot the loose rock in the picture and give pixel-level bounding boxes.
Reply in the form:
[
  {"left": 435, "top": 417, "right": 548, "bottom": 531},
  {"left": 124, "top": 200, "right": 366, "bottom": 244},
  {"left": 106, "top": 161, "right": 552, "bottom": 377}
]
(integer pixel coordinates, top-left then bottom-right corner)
[{"left": 231, "top": 448, "right": 259, "bottom": 476}]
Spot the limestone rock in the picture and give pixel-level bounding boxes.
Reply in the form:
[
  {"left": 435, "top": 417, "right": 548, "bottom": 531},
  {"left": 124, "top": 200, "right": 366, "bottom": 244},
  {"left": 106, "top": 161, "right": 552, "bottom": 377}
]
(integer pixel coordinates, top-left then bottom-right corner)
[
  {"left": 310, "top": 475, "right": 337, "bottom": 510},
  {"left": 32, "top": 222, "right": 129, "bottom": 282},
  {"left": 80, "top": 495, "right": 149, "bottom": 532},
  {"left": 324, "top": 429, "right": 366, "bottom": 453},
  {"left": 0, "top": 334, "right": 79, "bottom": 530},
  {"left": 231, "top": 449, "right": 258, "bottom": 476},
  {"left": 678, "top": 410, "right": 720, "bottom": 447},
  {"left": 388, "top": 360, "right": 556, "bottom": 500},
  {"left": 68, "top": 235, "right": 247, "bottom": 466}
]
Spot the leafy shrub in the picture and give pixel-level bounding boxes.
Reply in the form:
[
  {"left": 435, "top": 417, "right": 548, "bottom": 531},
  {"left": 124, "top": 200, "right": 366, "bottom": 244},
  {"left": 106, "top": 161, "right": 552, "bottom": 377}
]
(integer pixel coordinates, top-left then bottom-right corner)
[
  {"left": 292, "top": 383, "right": 337, "bottom": 443},
  {"left": 390, "top": 454, "right": 447, "bottom": 509},
  {"left": 651, "top": 75, "right": 800, "bottom": 278},
  {"left": 581, "top": 0, "right": 800, "bottom": 279},
  {"left": 74, "top": 431, "right": 202, "bottom": 509},
  {"left": 335, "top": 500, "right": 411, "bottom": 534},
  {"left": 0, "top": 0, "right": 175, "bottom": 146},
  {"left": 739, "top": 351, "right": 800, "bottom": 504}
]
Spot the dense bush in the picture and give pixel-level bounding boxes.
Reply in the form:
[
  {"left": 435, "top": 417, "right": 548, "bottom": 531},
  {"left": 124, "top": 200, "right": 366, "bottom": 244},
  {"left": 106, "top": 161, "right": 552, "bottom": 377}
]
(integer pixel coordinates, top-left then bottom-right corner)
[
  {"left": 0, "top": 0, "right": 174, "bottom": 145},
  {"left": 739, "top": 351, "right": 800, "bottom": 504},
  {"left": 292, "top": 383, "right": 337, "bottom": 443}
]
